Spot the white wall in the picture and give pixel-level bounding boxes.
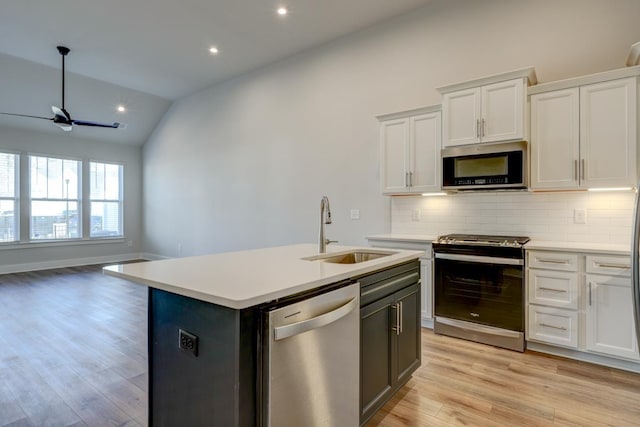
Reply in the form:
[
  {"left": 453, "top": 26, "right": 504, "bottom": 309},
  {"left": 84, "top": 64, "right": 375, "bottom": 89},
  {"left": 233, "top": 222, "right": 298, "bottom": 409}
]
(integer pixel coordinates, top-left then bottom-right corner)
[
  {"left": 142, "top": 0, "right": 640, "bottom": 258},
  {"left": 0, "top": 126, "right": 143, "bottom": 272}
]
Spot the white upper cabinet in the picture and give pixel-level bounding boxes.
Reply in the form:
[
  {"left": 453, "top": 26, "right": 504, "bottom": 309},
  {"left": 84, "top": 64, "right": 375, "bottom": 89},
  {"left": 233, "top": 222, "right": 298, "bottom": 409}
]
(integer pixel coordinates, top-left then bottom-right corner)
[
  {"left": 439, "top": 68, "right": 536, "bottom": 148},
  {"left": 380, "top": 118, "right": 409, "bottom": 193},
  {"left": 530, "top": 70, "right": 638, "bottom": 190},
  {"left": 481, "top": 79, "right": 525, "bottom": 143},
  {"left": 379, "top": 106, "right": 442, "bottom": 194},
  {"left": 580, "top": 78, "right": 637, "bottom": 188},
  {"left": 441, "top": 88, "right": 480, "bottom": 146},
  {"left": 530, "top": 88, "right": 580, "bottom": 189}
]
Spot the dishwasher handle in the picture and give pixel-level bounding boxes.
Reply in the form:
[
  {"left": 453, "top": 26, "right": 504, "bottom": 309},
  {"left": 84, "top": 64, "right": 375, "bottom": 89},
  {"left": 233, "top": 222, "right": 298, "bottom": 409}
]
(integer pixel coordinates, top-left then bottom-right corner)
[{"left": 274, "top": 293, "right": 359, "bottom": 341}]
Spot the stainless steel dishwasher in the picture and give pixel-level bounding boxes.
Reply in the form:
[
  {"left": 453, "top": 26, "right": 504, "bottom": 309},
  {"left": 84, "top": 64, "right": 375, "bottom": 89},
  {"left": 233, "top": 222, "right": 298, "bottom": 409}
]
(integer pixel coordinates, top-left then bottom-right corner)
[{"left": 262, "top": 282, "right": 359, "bottom": 427}]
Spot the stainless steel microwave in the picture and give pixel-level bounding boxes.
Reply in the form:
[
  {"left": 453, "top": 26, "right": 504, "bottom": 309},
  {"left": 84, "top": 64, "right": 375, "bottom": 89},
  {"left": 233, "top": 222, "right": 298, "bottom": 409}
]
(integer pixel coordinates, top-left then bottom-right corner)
[{"left": 442, "top": 141, "right": 528, "bottom": 191}]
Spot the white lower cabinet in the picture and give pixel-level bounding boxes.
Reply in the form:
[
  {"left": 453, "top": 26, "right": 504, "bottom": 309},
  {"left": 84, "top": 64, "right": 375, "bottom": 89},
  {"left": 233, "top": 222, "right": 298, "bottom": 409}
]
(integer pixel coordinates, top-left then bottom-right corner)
[
  {"left": 527, "top": 250, "right": 639, "bottom": 363},
  {"left": 585, "top": 275, "right": 640, "bottom": 361}
]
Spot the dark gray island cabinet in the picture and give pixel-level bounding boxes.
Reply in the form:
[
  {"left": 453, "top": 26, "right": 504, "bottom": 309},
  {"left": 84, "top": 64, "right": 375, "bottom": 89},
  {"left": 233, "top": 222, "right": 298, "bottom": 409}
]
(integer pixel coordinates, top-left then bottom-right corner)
[{"left": 104, "top": 244, "right": 422, "bottom": 426}]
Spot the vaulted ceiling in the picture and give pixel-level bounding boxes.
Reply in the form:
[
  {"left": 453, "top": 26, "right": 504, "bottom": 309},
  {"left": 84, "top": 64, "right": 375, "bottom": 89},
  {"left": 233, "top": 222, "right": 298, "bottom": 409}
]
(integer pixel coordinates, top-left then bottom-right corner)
[{"left": 0, "top": 0, "right": 431, "bottom": 145}]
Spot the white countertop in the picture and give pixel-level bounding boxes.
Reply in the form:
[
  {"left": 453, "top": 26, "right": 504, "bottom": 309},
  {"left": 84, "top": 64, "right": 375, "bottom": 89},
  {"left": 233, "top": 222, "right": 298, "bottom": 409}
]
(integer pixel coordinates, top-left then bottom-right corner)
[
  {"left": 525, "top": 240, "right": 631, "bottom": 255},
  {"left": 366, "top": 234, "right": 437, "bottom": 244},
  {"left": 366, "top": 233, "right": 631, "bottom": 255},
  {"left": 103, "top": 244, "right": 423, "bottom": 309}
]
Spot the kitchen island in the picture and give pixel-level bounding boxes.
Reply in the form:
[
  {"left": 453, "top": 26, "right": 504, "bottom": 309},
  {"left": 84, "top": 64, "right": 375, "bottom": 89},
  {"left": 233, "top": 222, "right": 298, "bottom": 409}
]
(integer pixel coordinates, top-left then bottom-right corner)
[{"left": 104, "top": 244, "right": 423, "bottom": 426}]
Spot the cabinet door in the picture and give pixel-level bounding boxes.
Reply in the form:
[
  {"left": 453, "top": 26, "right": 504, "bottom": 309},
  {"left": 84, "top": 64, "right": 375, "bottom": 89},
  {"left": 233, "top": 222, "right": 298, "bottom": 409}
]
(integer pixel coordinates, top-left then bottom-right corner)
[
  {"left": 408, "top": 112, "right": 441, "bottom": 193},
  {"left": 360, "top": 294, "right": 395, "bottom": 420},
  {"left": 530, "top": 89, "right": 580, "bottom": 189},
  {"left": 380, "top": 118, "right": 409, "bottom": 193},
  {"left": 481, "top": 78, "right": 525, "bottom": 143},
  {"left": 585, "top": 274, "right": 640, "bottom": 360},
  {"left": 394, "top": 284, "right": 421, "bottom": 386},
  {"left": 580, "top": 78, "right": 637, "bottom": 188},
  {"left": 442, "top": 88, "right": 481, "bottom": 147},
  {"left": 420, "top": 259, "right": 433, "bottom": 321}
]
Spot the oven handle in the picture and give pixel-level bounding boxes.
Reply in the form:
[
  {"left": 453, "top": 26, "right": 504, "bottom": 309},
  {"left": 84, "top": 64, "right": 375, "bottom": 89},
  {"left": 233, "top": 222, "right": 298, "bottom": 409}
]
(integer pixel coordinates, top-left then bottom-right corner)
[{"left": 435, "top": 253, "right": 523, "bottom": 266}]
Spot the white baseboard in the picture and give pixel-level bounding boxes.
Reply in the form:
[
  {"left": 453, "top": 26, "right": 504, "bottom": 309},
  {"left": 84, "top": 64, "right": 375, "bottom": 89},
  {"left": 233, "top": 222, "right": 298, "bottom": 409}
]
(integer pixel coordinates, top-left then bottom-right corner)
[
  {"left": 421, "top": 317, "right": 434, "bottom": 329},
  {"left": 526, "top": 341, "right": 640, "bottom": 373},
  {"left": 0, "top": 253, "right": 144, "bottom": 275}
]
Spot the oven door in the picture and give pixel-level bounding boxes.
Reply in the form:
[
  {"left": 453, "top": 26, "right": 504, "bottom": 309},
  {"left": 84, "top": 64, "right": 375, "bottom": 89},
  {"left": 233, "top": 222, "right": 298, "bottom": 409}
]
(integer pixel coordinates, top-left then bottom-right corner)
[{"left": 434, "top": 253, "right": 524, "bottom": 332}]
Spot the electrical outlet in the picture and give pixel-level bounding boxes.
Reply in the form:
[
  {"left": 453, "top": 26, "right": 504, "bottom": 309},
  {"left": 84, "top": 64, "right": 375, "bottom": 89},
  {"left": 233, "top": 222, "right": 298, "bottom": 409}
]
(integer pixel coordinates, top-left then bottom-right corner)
[
  {"left": 350, "top": 209, "right": 360, "bottom": 220},
  {"left": 411, "top": 209, "right": 421, "bottom": 221},
  {"left": 179, "top": 329, "right": 198, "bottom": 357},
  {"left": 574, "top": 209, "right": 587, "bottom": 224}
]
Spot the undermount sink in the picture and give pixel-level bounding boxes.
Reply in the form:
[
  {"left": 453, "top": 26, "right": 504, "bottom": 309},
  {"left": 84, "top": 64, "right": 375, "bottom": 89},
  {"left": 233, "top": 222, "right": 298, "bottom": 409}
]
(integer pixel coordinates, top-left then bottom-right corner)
[{"left": 303, "top": 250, "right": 397, "bottom": 264}]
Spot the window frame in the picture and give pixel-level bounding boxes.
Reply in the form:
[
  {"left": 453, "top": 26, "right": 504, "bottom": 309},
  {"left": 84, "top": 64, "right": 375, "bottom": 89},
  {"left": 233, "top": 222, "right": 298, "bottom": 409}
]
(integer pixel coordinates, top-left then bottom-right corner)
[
  {"left": 89, "top": 160, "right": 124, "bottom": 239},
  {"left": 28, "top": 153, "right": 82, "bottom": 241},
  {"left": 0, "top": 150, "right": 20, "bottom": 243}
]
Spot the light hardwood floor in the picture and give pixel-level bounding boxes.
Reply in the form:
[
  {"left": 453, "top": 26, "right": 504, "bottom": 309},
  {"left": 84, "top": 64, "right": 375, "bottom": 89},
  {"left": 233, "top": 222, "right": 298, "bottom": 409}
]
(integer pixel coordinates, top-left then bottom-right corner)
[{"left": 1, "top": 266, "right": 640, "bottom": 426}]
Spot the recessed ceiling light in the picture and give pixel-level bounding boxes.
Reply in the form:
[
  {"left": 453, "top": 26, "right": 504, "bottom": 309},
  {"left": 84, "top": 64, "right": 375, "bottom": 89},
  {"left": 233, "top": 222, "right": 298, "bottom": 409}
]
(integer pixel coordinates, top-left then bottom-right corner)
[
  {"left": 116, "top": 105, "right": 126, "bottom": 113},
  {"left": 209, "top": 46, "right": 219, "bottom": 55},
  {"left": 277, "top": 6, "right": 288, "bottom": 16}
]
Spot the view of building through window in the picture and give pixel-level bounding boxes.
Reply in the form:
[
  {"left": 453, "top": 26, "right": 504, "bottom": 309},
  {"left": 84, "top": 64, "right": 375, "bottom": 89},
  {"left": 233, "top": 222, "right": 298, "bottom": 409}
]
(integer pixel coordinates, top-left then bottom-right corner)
[
  {"left": 90, "top": 162, "right": 123, "bottom": 237},
  {"left": 0, "top": 153, "right": 124, "bottom": 243},
  {"left": 0, "top": 152, "right": 18, "bottom": 243},
  {"left": 30, "top": 155, "right": 81, "bottom": 240}
]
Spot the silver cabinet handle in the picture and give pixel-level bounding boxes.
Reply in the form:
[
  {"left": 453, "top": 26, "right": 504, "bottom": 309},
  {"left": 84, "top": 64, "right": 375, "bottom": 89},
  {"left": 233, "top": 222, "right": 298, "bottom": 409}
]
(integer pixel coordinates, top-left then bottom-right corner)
[
  {"left": 273, "top": 295, "right": 358, "bottom": 341},
  {"left": 392, "top": 303, "right": 401, "bottom": 335},
  {"left": 581, "top": 159, "right": 585, "bottom": 181},
  {"left": 476, "top": 119, "right": 480, "bottom": 138},
  {"left": 405, "top": 171, "right": 409, "bottom": 188},
  {"left": 594, "top": 262, "right": 630, "bottom": 270},
  {"left": 588, "top": 282, "right": 592, "bottom": 306},
  {"left": 481, "top": 118, "right": 486, "bottom": 138},
  {"left": 399, "top": 301, "right": 403, "bottom": 334},
  {"left": 540, "top": 323, "right": 568, "bottom": 331},
  {"left": 539, "top": 287, "right": 568, "bottom": 293},
  {"left": 574, "top": 160, "right": 578, "bottom": 181},
  {"left": 536, "top": 258, "right": 569, "bottom": 265}
]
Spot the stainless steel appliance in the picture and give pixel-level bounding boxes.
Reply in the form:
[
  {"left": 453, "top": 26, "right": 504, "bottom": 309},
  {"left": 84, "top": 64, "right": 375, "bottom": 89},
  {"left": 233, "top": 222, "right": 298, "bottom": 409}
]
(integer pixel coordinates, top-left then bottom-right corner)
[
  {"left": 630, "top": 186, "right": 640, "bottom": 348},
  {"left": 262, "top": 282, "right": 359, "bottom": 426},
  {"left": 433, "top": 234, "right": 529, "bottom": 352},
  {"left": 442, "top": 140, "right": 528, "bottom": 191}
]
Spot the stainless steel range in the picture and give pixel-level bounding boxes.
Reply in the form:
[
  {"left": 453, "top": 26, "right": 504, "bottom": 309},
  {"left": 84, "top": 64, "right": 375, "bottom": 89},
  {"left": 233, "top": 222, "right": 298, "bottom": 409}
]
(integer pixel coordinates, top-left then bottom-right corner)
[{"left": 433, "top": 234, "right": 529, "bottom": 352}]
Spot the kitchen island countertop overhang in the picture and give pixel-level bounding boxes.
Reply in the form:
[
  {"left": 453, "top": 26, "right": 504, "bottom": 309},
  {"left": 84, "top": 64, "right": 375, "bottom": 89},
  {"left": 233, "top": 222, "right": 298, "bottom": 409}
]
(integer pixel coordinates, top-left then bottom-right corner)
[{"left": 103, "top": 243, "right": 424, "bottom": 308}]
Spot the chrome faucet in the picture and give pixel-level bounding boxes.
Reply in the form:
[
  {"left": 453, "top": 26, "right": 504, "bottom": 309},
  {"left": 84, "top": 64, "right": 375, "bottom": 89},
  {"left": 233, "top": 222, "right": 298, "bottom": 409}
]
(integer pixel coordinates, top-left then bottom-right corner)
[{"left": 319, "top": 196, "right": 337, "bottom": 253}]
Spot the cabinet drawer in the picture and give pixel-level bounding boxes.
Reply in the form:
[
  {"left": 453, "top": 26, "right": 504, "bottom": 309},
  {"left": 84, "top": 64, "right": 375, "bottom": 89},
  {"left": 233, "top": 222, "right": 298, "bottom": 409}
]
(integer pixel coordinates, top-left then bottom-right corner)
[
  {"left": 527, "top": 251, "right": 578, "bottom": 272},
  {"left": 528, "top": 269, "right": 578, "bottom": 309},
  {"left": 527, "top": 305, "right": 578, "bottom": 349},
  {"left": 585, "top": 255, "right": 631, "bottom": 277}
]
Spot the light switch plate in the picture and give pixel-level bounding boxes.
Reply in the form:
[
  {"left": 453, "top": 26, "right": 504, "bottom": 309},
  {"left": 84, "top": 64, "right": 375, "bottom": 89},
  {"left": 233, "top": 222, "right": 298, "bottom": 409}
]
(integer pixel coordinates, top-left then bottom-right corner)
[
  {"left": 574, "top": 209, "right": 587, "bottom": 224},
  {"left": 350, "top": 209, "right": 360, "bottom": 220}
]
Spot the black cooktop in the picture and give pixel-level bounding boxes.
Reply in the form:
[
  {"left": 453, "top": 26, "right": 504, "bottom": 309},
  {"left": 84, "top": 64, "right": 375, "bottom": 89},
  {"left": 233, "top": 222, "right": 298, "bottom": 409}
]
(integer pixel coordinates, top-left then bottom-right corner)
[{"left": 435, "top": 234, "right": 530, "bottom": 248}]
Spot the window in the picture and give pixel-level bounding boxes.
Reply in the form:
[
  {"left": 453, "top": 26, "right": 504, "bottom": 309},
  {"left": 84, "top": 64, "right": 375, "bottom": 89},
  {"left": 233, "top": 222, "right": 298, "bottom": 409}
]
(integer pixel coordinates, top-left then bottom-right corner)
[
  {"left": 0, "top": 152, "right": 18, "bottom": 242},
  {"left": 30, "top": 155, "right": 81, "bottom": 240},
  {"left": 90, "top": 161, "right": 123, "bottom": 237}
]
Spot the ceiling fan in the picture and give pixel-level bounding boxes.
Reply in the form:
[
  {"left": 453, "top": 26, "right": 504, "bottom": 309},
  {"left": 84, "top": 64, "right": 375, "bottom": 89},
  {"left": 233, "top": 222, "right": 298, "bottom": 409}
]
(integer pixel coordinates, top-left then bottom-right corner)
[{"left": 0, "top": 46, "right": 121, "bottom": 132}]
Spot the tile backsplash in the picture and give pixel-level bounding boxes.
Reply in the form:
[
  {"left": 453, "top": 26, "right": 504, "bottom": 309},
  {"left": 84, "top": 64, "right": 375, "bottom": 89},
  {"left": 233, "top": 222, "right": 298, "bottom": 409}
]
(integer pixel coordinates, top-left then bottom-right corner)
[{"left": 391, "top": 191, "right": 635, "bottom": 245}]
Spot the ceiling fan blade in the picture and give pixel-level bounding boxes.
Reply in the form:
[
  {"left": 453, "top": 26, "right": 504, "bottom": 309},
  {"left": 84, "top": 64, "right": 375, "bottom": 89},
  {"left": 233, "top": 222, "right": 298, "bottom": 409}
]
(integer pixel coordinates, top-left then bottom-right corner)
[
  {"left": 53, "top": 122, "right": 73, "bottom": 132},
  {"left": 71, "top": 119, "right": 121, "bottom": 129},
  {"left": 0, "top": 112, "right": 53, "bottom": 121}
]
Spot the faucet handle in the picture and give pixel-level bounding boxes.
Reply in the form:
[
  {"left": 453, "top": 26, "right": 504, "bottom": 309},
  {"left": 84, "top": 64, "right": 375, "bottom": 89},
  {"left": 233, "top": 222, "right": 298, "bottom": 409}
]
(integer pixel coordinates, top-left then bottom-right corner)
[{"left": 325, "top": 239, "right": 338, "bottom": 245}]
